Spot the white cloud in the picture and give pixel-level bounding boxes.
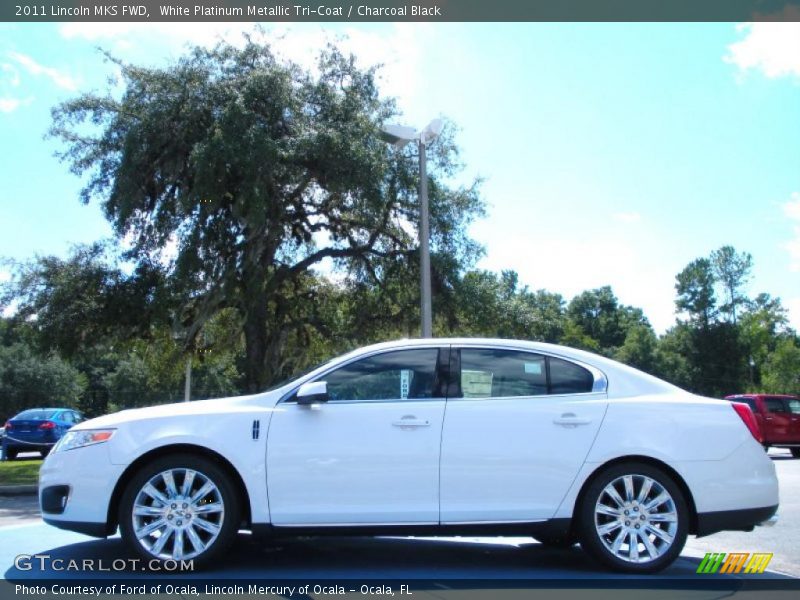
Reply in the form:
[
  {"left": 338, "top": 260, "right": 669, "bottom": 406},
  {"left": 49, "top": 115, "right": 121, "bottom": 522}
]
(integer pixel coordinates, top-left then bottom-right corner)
[
  {"left": 725, "top": 21, "right": 800, "bottom": 80},
  {"left": 1, "top": 63, "right": 20, "bottom": 87},
  {"left": 782, "top": 192, "right": 800, "bottom": 272},
  {"left": 613, "top": 212, "right": 642, "bottom": 224},
  {"left": 0, "top": 97, "right": 21, "bottom": 113},
  {"left": 9, "top": 51, "right": 78, "bottom": 91},
  {"left": 476, "top": 231, "right": 678, "bottom": 334},
  {"left": 785, "top": 297, "right": 800, "bottom": 332}
]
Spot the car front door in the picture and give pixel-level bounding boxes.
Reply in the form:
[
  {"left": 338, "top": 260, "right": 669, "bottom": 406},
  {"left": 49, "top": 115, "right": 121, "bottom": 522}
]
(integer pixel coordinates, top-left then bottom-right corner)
[
  {"left": 267, "top": 347, "right": 447, "bottom": 525},
  {"left": 440, "top": 346, "right": 608, "bottom": 522}
]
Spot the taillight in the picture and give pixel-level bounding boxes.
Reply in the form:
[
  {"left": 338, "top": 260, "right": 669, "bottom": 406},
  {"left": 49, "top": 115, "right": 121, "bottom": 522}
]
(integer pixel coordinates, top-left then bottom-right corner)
[
  {"left": 38, "top": 421, "right": 56, "bottom": 430},
  {"left": 731, "top": 402, "right": 763, "bottom": 443},
  {"left": 4, "top": 421, "right": 12, "bottom": 431}
]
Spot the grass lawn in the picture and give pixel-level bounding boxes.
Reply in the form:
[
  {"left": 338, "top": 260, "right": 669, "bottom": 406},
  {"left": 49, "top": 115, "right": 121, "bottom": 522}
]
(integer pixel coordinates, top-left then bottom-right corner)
[{"left": 0, "top": 459, "right": 42, "bottom": 486}]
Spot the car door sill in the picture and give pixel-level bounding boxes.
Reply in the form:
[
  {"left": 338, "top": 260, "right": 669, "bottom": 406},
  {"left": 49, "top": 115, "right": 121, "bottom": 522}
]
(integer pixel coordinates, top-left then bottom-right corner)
[{"left": 254, "top": 519, "right": 570, "bottom": 539}]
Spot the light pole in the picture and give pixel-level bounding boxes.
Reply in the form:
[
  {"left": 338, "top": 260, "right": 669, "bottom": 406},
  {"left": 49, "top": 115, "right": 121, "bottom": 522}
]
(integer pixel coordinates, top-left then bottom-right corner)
[{"left": 379, "top": 119, "right": 443, "bottom": 338}]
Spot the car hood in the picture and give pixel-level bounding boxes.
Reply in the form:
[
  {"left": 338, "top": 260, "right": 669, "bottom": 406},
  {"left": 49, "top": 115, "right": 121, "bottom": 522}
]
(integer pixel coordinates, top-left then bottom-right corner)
[{"left": 74, "top": 390, "right": 283, "bottom": 430}]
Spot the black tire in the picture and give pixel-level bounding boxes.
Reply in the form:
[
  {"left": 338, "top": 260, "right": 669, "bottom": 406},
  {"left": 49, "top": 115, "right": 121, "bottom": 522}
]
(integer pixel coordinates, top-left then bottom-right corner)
[
  {"left": 4, "top": 449, "right": 18, "bottom": 461},
  {"left": 533, "top": 532, "right": 577, "bottom": 548},
  {"left": 40, "top": 448, "right": 51, "bottom": 458},
  {"left": 119, "top": 454, "right": 241, "bottom": 569},
  {"left": 791, "top": 448, "right": 800, "bottom": 458},
  {"left": 577, "top": 462, "right": 689, "bottom": 573}
]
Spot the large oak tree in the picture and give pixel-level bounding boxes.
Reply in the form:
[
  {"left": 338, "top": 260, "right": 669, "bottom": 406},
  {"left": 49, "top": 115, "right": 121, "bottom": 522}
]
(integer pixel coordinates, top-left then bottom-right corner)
[{"left": 50, "top": 41, "right": 484, "bottom": 391}]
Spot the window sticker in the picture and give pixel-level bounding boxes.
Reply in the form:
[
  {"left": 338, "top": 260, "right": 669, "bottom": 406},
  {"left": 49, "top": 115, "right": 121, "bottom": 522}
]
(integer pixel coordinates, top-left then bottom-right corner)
[
  {"left": 462, "top": 369, "right": 494, "bottom": 398},
  {"left": 400, "top": 369, "right": 411, "bottom": 399},
  {"left": 524, "top": 361, "right": 543, "bottom": 375}
]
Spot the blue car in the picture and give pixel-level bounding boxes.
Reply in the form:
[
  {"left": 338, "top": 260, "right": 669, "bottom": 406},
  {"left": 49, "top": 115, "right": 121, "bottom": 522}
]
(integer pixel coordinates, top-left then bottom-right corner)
[{"left": 2, "top": 408, "right": 83, "bottom": 460}]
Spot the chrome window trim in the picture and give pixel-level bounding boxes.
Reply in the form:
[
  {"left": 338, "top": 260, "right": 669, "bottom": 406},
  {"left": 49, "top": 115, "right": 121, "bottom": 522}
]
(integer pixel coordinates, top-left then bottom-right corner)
[
  {"left": 454, "top": 343, "right": 608, "bottom": 397},
  {"left": 278, "top": 341, "right": 609, "bottom": 403}
]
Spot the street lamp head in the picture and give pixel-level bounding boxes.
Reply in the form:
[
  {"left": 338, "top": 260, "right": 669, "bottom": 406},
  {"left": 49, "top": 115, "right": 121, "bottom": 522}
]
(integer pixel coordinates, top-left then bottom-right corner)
[
  {"left": 379, "top": 119, "right": 444, "bottom": 148},
  {"left": 420, "top": 118, "right": 443, "bottom": 145},
  {"left": 378, "top": 124, "right": 418, "bottom": 148}
]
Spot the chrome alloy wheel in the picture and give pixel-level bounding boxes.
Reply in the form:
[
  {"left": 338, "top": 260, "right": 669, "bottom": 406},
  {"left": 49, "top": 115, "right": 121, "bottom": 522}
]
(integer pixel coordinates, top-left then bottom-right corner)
[
  {"left": 131, "top": 468, "right": 225, "bottom": 561},
  {"left": 593, "top": 474, "right": 679, "bottom": 564}
]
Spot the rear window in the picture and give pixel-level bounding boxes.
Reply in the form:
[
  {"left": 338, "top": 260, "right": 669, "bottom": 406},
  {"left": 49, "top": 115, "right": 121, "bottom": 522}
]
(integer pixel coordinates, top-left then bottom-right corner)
[
  {"left": 730, "top": 397, "right": 758, "bottom": 412},
  {"left": 14, "top": 410, "right": 57, "bottom": 420}
]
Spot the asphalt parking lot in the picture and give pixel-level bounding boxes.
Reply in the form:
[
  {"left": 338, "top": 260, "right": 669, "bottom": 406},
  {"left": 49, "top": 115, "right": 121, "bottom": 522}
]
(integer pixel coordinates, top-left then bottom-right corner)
[{"left": 0, "top": 449, "right": 797, "bottom": 589}]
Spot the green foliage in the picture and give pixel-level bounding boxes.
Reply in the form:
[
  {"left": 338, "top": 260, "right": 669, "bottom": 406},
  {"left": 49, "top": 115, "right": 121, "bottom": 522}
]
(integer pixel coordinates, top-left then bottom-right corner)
[
  {"left": 761, "top": 338, "right": 800, "bottom": 395},
  {"left": 566, "top": 286, "right": 650, "bottom": 354},
  {"left": 0, "top": 343, "right": 86, "bottom": 420},
  {"left": 614, "top": 324, "right": 661, "bottom": 374},
  {"left": 0, "top": 243, "right": 172, "bottom": 359},
  {"left": 675, "top": 258, "right": 716, "bottom": 327},
  {"left": 710, "top": 245, "right": 752, "bottom": 324}
]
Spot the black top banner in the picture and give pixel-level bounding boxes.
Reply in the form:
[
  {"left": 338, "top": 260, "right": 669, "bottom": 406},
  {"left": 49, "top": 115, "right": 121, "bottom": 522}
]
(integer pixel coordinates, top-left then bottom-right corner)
[{"left": 3, "top": 0, "right": 800, "bottom": 22}]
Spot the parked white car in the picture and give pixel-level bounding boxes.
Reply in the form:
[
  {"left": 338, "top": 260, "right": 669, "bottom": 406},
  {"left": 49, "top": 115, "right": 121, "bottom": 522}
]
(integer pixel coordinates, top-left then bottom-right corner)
[{"left": 39, "top": 339, "right": 778, "bottom": 573}]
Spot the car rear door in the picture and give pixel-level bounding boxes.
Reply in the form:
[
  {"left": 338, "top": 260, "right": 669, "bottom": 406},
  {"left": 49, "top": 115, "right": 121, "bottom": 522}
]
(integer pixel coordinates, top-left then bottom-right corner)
[
  {"left": 267, "top": 347, "right": 447, "bottom": 525},
  {"left": 439, "top": 345, "right": 608, "bottom": 523},
  {"left": 785, "top": 398, "right": 800, "bottom": 443},
  {"left": 763, "top": 397, "right": 792, "bottom": 443}
]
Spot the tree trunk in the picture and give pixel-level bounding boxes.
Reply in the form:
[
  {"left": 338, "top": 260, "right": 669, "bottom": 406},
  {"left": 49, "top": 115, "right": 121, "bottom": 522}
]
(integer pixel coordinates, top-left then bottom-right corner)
[{"left": 241, "top": 259, "right": 270, "bottom": 392}]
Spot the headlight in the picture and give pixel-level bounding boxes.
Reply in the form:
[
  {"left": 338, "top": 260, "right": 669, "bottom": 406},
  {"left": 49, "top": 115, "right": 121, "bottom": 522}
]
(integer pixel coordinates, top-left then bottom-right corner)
[{"left": 54, "top": 429, "right": 116, "bottom": 453}]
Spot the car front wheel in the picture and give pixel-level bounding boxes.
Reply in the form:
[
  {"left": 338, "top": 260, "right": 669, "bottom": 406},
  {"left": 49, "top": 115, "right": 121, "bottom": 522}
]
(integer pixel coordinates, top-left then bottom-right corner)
[
  {"left": 119, "top": 454, "right": 241, "bottom": 567},
  {"left": 577, "top": 462, "right": 688, "bottom": 573}
]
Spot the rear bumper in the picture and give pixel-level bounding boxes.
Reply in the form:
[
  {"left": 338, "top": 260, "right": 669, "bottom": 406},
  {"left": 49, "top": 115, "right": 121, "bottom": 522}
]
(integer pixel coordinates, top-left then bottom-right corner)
[{"left": 696, "top": 504, "right": 778, "bottom": 537}]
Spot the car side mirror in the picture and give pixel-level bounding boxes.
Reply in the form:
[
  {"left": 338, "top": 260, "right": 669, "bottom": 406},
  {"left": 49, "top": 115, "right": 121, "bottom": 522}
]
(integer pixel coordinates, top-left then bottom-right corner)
[{"left": 296, "top": 381, "right": 329, "bottom": 405}]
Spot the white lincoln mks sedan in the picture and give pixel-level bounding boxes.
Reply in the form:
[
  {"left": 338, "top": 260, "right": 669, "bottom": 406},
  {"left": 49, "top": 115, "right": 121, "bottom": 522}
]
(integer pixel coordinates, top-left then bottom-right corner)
[{"left": 40, "top": 339, "right": 779, "bottom": 573}]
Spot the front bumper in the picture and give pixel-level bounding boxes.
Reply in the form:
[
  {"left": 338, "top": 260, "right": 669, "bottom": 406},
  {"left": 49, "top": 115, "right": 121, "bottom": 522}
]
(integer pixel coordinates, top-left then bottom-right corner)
[
  {"left": 38, "top": 441, "right": 125, "bottom": 535},
  {"left": 696, "top": 504, "right": 779, "bottom": 537}
]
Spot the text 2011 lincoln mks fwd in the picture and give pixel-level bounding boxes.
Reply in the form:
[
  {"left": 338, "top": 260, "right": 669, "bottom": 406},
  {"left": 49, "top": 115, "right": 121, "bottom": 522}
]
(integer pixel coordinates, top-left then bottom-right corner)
[{"left": 40, "top": 339, "right": 778, "bottom": 573}]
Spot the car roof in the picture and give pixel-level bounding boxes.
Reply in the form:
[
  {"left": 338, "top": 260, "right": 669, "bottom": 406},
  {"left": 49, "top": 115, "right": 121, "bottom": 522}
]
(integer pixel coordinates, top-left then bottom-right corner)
[
  {"left": 725, "top": 394, "right": 799, "bottom": 400},
  {"left": 13, "top": 408, "right": 70, "bottom": 415}
]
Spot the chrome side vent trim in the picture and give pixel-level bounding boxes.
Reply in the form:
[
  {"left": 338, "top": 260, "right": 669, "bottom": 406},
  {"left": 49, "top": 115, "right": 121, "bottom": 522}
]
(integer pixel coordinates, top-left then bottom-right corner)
[{"left": 252, "top": 419, "right": 260, "bottom": 440}]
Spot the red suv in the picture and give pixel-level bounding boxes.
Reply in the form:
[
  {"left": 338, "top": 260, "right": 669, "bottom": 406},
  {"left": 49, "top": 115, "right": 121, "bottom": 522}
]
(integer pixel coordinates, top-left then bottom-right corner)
[{"left": 725, "top": 394, "right": 800, "bottom": 457}]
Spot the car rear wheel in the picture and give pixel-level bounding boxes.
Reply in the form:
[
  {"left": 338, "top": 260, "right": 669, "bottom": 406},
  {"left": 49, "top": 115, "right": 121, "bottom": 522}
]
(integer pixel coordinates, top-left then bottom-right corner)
[
  {"left": 3, "top": 449, "right": 17, "bottom": 461},
  {"left": 791, "top": 448, "right": 800, "bottom": 458},
  {"left": 119, "top": 454, "right": 241, "bottom": 568},
  {"left": 577, "top": 462, "right": 688, "bottom": 573}
]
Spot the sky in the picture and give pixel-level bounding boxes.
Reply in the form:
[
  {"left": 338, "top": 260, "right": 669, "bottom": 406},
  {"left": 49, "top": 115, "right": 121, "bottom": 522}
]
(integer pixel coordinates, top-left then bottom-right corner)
[{"left": 0, "top": 20, "right": 799, "bottom": 334}]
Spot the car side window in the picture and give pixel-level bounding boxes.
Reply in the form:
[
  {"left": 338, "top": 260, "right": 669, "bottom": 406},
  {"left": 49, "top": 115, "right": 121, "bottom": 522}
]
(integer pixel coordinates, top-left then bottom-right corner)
[
  {"left": 322, "top": 349, "right": 440, "bottom": 402},
  {"left": 764, "top": 398, "right": 788, "bottom": 413},
  {"left": 786, "top": 399, "right": 800, "bottom": 414},
  {"left": 458, "top": 349, "right": 594, "bottom": 398},
  {"left": 549, "top": 356, "right": 595, "bottom": 394},
  {"left": 460, "top": 349, "right": 547, "bottom": 398}
]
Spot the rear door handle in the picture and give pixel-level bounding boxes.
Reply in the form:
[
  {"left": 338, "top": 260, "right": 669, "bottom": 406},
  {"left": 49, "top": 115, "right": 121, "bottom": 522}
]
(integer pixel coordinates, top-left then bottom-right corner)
[
  {"left": 553, "top": 413, "right": 592, "bottom": 427},
  {"left": 392, "top": 415, "right": 430, "bottom": 428}
]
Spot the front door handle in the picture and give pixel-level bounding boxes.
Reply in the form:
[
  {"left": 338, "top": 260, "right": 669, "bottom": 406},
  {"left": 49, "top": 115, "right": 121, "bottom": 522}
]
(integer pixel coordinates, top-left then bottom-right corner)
[
  {"left": 392, "top": 415, "right": 430, "bottom": 428},
  {"left": 553, "top": 413, "right": 592, "bottom": 427}
]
